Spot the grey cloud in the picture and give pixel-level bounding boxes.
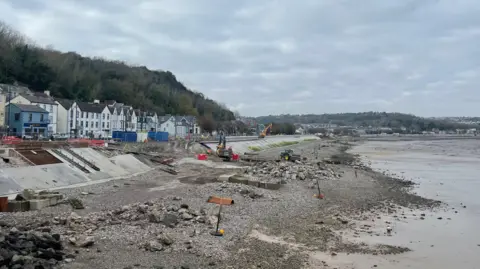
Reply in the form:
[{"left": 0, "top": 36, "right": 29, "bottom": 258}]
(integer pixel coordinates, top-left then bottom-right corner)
[{"left": 1, "top": 0, "right": 479, "bottom": 116}]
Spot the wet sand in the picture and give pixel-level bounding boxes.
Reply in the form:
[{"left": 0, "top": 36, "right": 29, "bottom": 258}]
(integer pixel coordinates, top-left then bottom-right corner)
[{"left": 348, "top": 139, "right": 480, "bottom": 269}]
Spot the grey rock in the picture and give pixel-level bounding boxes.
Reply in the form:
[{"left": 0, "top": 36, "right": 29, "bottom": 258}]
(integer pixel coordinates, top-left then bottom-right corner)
[
  {"left": 182, "top": 213, "right": 194, "bottom": 220},
  {"left": 157, "top": 234, "right": 174, "bottom": 245},
  {"left": 145, "top": 241, "right": 164, "bottom": 252},
  {"left": 148, "top": 210, "right": 162, "bottom": 223},
  {"left": 161, "top": 214, "right": 179, "bottom": 228}
]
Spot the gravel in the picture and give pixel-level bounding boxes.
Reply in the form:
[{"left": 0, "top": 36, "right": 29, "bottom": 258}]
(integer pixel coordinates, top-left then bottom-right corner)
[{"left": 0, "top": 139, "right": 442, "bottom": 269}]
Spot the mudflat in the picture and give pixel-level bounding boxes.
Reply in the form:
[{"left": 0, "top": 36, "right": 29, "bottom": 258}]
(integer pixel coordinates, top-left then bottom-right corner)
[{"left": 0, "top": 139, "right": 456, "bottom": 269}]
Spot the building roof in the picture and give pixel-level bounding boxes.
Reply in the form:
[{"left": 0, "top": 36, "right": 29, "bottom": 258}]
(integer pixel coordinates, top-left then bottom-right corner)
[
  {"left": 76, "top": 102, "right": 106, "bottom": 113},
  {"left": 20, "top": 94, "right": 57, "bottom": 105},
  {"left": 11, "top": 103, "right": 48, "bottom": 113},
  {"left": 104, "top": 100, "right": 116, "bottom": 105},
  {"left": 107, "top": 106, "right": 115, "bottom": 114},
  {"left": 55, "top": 98, "right": 74, "bottom": 110}
]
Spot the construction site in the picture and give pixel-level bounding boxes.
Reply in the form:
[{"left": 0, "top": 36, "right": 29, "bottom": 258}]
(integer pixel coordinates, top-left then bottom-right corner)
[{"left": 0, "top": 135, "right": 442, "bottom": 269}]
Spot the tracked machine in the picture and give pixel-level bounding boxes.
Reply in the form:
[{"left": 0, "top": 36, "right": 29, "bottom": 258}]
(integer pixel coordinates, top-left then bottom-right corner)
[
  {"left": 216, "top": 133, "right": 234, "bottom": 161},
  {"left": 279, "top": 149, "right": 301, "bottom": 162}
]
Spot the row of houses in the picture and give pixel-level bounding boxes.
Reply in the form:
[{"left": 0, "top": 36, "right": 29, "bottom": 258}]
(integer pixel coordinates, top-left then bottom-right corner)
[{"left": 0, "top": 85, "right": 201, "bottom": 138}]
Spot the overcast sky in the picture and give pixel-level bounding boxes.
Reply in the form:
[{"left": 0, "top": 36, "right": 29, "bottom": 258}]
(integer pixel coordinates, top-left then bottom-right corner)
[{"left": 1, "top": 0, "right": 479, "bottom": 117}]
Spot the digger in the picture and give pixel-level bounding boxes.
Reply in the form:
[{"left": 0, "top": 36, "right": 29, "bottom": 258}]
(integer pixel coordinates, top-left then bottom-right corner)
[
  {"left": 279, "top": 149, "right": 301, "bottom": 162},
  {"left": 216, "top": 132, "right": 234, "bottom": 161}
]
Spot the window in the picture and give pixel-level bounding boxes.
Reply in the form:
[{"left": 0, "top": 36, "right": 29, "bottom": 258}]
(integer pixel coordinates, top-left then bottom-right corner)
[
  {"left": 91, "top": 122, "right": 93, "bottom": 128},
  {"left": 82, "top": 112, "right": 84, "bottom": 118},
  {"left": 81, "top": 121, "right": 84, "bottom": 127},
  {"left": 49, "top": 105, "right": 53, "bottom": 112},
  {"left": 95, "top": 122, "right": 98, "bottom": 128},
  {"left": 95, "top": 113, "right": 98, "bottom": 119},
  {"left": 40, "top": 114, "right": 44, "bottom": 121},
  {"left": 28, "top": 113, "right": 32, "bottom": 122},
  {"left": 102, "top": 113, "right": 105, "bottom": 119},
  {"left": 107, "top": 123, "right": 109, "bottom": 128},
  {"left": 107, "top": 114, "right": 109, "bottom": 120},
  {"left": 102, "top": 122, "right": 104, "bottom": 128},
  {"left": 70, "top": 110, "right": 73, "bottom": 117},
  {"left": 14, "top": 113, "right": 20, "bottom": 121},
  {"left": 70, "top": 122, "right": 73, "bottom": 128},
  {"left": 76, "top": 111, "right": 79, "bottom": 118}
]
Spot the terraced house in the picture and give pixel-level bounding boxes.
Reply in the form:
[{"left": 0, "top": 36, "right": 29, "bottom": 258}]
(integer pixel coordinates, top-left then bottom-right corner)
[{"left": 67, "top": 100, "right": 111, "bottom": 138}]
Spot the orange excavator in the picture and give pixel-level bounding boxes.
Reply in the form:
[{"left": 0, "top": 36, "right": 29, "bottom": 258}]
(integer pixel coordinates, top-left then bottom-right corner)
[{"left": 258, "top": 123, "right": 272, "bottom": 138}]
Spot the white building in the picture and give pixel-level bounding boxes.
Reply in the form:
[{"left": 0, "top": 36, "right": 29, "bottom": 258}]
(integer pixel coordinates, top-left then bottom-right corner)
[
  {"left": 158, "top": 115, "right": 200, "bottom": 138},
  {"left": 159, "top": 116, "right": 175, "bottom": 134},
  {"left": 101, "top": 105, "right": 113, "bottom": 137},
  {"left": 54, "top": 98, "right": 73, "bottom": 136},
  {"left": 9, "top": 91, "right": 58, "bottom": 135},
  {"left": 67, "top": 100, "right": 107, "bottom": 138},
  {"left": 145, "top": 112, "right": 159, "bottom": 131},
  {"left": 109, "top": 103, "right": 124, "bottom": 132}
]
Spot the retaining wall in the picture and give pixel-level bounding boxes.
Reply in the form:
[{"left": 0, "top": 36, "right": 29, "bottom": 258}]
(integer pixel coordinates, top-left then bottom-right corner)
[{"left": 205, "top": 135, "right": 319, "bottom": 154}]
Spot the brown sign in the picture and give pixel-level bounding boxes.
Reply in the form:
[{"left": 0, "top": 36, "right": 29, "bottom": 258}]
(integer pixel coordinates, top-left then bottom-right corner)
[{"left": 207, "top": 196, "right": 234, "bottom": 205}]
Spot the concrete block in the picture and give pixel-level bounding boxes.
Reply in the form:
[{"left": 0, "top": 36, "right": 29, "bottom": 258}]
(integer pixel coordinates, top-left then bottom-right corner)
[
  {"left": 218, "top": 174, "right": 233, "bottom": 182},
  {"left": 38, "top": 194, "right": 64, "bottom": 206},
  {"left": 8, "top": 200, "right": 30, "bottom": 212},
  {"left": 29, "top": 199, "right": 50, "bottom": 210},
  {"left": 260, "top": 182, "right": 282, "bottom": 190},
  {"left": 228, "top": 175, "right": 249, "bottom": 185}
]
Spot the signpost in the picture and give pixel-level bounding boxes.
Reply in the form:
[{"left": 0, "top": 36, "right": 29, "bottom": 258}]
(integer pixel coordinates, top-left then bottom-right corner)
[{"left": 206, "top": 196, "right": 234, "bottom": 236}]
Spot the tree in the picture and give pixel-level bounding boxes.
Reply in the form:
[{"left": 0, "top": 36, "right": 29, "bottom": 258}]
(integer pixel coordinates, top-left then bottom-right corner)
[
  {"left": 0, "top": 20, "right": 235, "bottom": 121},
  {"left": 198, "top": 116, "right": 216, "bottom": 134}
]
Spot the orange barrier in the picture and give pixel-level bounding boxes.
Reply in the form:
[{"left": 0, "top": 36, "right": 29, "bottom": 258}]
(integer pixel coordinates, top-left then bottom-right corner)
[
  {"left": 1, "top": 136, "right": 22, "bottom": 145},
  {"left": 68, "top": 139, "right": 105, "bottom": 147}
]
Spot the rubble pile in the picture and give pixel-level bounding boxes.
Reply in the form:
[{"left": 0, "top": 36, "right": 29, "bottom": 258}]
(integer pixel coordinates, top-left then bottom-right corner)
[
  {"left": 0, "top": 228, "right": 71, "bottom": 269},
  {"left": 244, "top": 161, "right": 342, "bottom": 183},
  {"left": 40, "top": 199, "right": 224, "bottom": 254},
  {"left": 52, "top": 201, "right": 214, "bottom": 232}
]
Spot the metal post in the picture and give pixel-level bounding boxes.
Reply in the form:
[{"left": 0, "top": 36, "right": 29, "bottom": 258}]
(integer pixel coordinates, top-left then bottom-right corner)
[{"left": 215, "top": 204, "right": 222, "bottom": 235}]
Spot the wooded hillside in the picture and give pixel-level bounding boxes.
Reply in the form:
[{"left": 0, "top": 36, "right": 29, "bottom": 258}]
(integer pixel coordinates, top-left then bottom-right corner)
[
  {"left": 0, "top": 21, "right": 234, "bottom": 121},
  {"left": 256, "top": 112, "right": 477, "bottom": 132}
]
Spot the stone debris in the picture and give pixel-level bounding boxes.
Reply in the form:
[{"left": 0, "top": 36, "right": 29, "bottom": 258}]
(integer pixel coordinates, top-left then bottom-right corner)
[
  {"left": 67, "top": 198, "right": 85, "bottom": 210},
  {"left": 244, "top": 160, "right": 342, "bottom": 183},
  {"left": 0, "top": 228, "right": 71, "bottom": 269}
]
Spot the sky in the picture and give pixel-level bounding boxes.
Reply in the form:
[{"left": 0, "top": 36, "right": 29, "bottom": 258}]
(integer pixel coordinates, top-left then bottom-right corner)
[{"left": 0, "top": 0, "right": 479, "bottom": 117}]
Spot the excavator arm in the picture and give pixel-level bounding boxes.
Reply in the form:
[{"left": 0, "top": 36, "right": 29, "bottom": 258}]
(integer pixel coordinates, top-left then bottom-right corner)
[{"left": 258, "top": 123, "right": 272, "bottom": 138}]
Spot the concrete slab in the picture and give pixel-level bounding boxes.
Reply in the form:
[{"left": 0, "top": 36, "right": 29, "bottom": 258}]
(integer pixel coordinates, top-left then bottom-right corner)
[
  {"left": 0, "top": 173, "right": 23, "bottom": 195},
  {"left": 47, "top": 149, "right": 96, "bottom": 174},
  {"left": 71, "top": 148, "right": 130, "bottom": 178},
  {"left": 0, "top": 163, "right": 90, "bottom": 193},
  {"left": 110, "top": 154, "right": 151, "bottom": 174}
]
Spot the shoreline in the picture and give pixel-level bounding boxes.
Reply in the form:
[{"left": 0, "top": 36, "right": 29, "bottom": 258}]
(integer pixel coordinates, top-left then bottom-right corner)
[
  {"left": 348, "top": 139, "right": 480, "bottom": 269},
  {"left": 0, "top": 140, "right": 458, "bottom": 269}
]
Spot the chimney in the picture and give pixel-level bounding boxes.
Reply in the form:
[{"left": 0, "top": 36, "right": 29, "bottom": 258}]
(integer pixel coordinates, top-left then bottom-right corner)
[
  {"left": 93, "top": 99, "right": 100, "bottom": 104},
  {"left": 44, "top": 90, "right": 50, "bottom": 96}
]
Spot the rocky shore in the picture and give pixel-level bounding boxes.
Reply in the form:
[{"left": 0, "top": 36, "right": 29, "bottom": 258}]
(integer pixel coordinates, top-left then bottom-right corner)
[{"left": 0, "top": 139, "right": 442, "bottom": 269}]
